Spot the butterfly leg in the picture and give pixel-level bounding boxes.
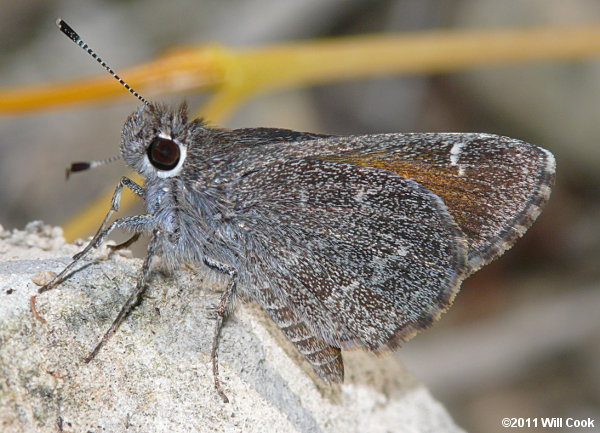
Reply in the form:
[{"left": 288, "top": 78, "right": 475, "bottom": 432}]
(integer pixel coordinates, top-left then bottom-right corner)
[
  {"left": 84, "top": 229, "right": 160, "bottom": 363},
  {"left": 39, "top": 214, "right": 155, "bottom": 294},
  {"left": 73, "top": 177, "right": 144, "bottom": 261},
  {"left": 203, "top": 258, "right": 237, "bottom": 403},
  {"left": 39, "top": 177, "right": 144, "bottom": 293},
  {"left": 107, "top": 233, "right": 141, "bottom": 252}
]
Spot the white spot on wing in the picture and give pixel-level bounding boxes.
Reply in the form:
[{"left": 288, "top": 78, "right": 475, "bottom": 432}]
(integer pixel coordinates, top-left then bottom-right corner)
[
  {"left": 450, "top": 141, "right": 465, "bottom": 165},
  {"left": 450, "top": 141, "right": 466, "bottom": 176}
]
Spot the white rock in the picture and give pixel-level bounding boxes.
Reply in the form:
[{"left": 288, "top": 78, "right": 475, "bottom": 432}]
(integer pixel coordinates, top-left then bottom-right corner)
[{"left": 0, "top": 224, "right": 465, "bottom": 433}]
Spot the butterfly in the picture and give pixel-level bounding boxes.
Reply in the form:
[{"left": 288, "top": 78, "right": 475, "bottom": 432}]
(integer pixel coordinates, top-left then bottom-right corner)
[{"left": 41, "top": 20, "right": 555, "bottom": 403}]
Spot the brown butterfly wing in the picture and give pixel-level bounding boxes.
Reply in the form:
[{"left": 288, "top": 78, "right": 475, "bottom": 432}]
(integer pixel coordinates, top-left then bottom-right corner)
[
  {"left": 232, "top": 159, "right": 468, "bottom": 353},
  {"left": 319, "top": 133, "right": 555, "bottom": 273}
]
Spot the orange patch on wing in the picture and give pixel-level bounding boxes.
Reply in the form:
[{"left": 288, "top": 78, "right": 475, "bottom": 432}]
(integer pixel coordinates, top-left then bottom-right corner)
[{"left": 321, "top": 151, "right": 490, "bottom": 241}]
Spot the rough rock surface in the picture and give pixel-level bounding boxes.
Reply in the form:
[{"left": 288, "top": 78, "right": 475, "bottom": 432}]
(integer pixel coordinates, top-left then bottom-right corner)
[{"left": 0, "top": 222, "right": 465, "bottom": 433}]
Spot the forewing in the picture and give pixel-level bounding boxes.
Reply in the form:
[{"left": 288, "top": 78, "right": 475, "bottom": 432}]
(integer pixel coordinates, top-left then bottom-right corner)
[
  {"left": 231, "top": 159, "right": 468, "bottom": 352},
  {"left": 194, "top": 130, "right": 553, "bottom": 273},
  {"left": 317, "top": 133, "right": 555, "bottom": 273}
]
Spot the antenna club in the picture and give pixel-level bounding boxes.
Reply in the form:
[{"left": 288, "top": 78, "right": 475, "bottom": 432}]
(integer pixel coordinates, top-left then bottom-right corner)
[{"left": 56, "top": 18, "right": 80, "bottom": 44}]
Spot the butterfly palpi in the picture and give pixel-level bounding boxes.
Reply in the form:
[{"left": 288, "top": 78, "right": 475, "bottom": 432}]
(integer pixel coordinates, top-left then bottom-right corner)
[{"left": 41, "top": 20, "right": 556, "bottom": 402}]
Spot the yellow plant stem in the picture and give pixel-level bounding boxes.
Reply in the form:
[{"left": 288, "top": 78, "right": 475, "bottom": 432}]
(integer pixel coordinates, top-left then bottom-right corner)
[
  {"left": 3, "top": 26, "right": 600, "bottom": 115},
  {"left": 232, "top": 26, "right": 600, "bottom": 93}
]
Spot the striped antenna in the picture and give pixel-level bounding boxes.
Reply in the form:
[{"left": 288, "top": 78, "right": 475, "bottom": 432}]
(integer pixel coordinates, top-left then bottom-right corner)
[{"left": 56, "top": 18, "right": 148, "bottom": 105}]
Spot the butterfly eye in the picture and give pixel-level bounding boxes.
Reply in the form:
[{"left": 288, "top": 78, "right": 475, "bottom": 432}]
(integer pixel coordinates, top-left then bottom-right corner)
[{"left": 147, "top": 137, "right": 180, "bottom": 171}]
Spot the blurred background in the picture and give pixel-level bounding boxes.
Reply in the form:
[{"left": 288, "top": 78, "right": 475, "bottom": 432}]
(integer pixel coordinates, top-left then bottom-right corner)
[{"left": 1, "top": 1, "right": 599, "bottom": 432}]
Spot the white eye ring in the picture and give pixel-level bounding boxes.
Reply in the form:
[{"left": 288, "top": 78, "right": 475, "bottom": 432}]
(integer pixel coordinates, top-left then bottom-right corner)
[{"left": 143, "top": 133, "right": 187, "bottom": 178}]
